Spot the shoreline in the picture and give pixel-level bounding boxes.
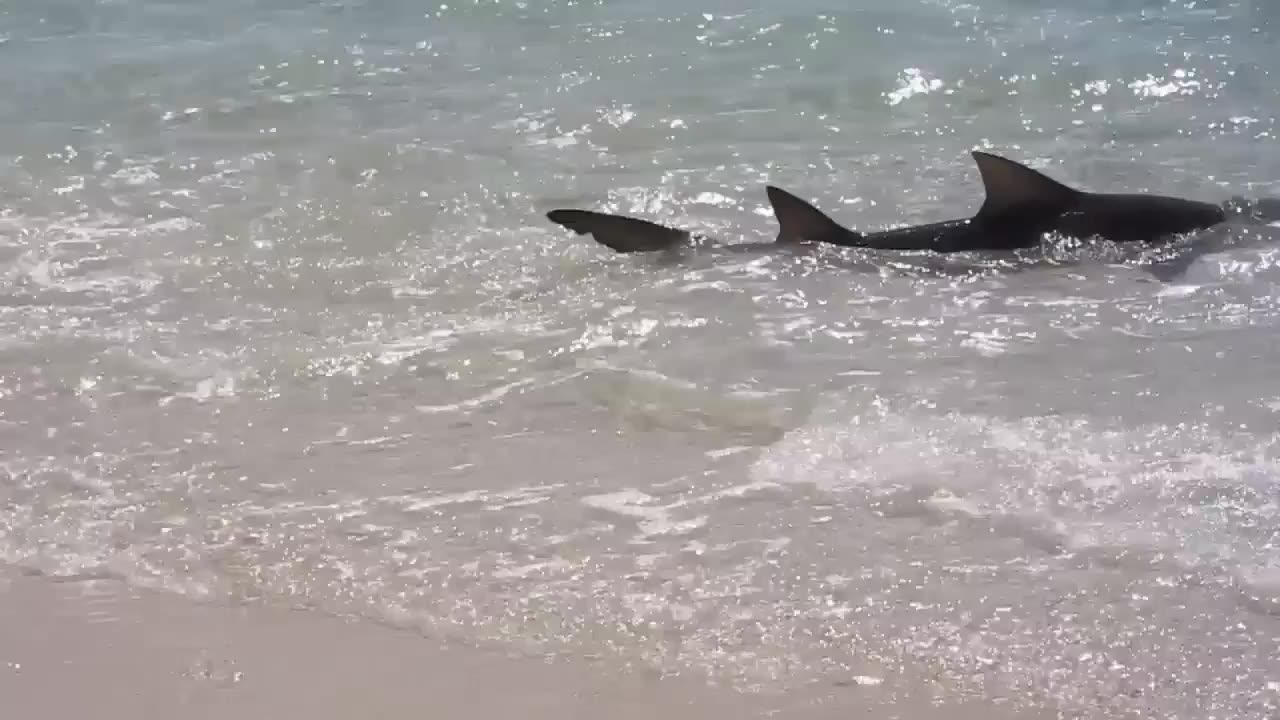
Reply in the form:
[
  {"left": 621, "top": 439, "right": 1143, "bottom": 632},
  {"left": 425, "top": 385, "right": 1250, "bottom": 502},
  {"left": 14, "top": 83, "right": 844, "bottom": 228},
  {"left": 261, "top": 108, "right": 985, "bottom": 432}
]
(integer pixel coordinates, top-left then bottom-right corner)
[{"left": 0, "top": 564, "right": 1056, "bottom": 720}]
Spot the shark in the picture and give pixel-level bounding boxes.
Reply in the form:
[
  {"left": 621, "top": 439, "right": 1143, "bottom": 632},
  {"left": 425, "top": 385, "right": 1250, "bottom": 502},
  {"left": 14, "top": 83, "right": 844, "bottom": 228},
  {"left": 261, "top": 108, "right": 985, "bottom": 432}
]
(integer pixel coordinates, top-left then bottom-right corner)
[{"left": 545, "top": 151, "right": 1228, "bottom": 255}]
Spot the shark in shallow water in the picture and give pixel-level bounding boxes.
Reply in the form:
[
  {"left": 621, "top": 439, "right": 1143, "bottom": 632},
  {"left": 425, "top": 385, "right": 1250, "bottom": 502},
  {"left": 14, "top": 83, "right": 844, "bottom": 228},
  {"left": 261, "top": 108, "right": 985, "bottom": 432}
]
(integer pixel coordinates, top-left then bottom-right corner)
[{"left": 545, "top": 151, "right": 1230, "bottom": 256}]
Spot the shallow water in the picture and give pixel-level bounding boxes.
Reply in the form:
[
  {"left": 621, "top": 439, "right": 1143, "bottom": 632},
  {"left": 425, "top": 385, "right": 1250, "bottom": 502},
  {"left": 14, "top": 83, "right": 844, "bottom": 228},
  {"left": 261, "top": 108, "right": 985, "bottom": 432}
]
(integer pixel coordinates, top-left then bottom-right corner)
[{"left": 2, "top": 1, "right": 1280, "bottom": 718}]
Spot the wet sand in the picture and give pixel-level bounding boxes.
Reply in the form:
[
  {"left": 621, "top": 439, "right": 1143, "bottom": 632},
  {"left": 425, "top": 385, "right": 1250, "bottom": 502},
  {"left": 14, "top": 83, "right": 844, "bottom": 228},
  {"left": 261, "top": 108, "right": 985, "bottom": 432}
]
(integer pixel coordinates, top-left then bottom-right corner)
[{"left": 0, "top": 566, "right": 1056, "bottom": 720}]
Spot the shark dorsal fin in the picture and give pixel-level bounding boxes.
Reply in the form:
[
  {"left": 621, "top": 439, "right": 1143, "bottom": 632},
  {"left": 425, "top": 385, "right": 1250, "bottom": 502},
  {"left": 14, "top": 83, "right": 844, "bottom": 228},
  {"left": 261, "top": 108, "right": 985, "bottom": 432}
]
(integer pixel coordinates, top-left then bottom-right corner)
[
  {"left": 765, "top": 186, "right": 859, "bottom": 244},
  {"left": 972, "top": 151, "right": 1080, "bottom": 219},
  {"left": 546, "top": 209, "right": 689, "bottom": 253}
]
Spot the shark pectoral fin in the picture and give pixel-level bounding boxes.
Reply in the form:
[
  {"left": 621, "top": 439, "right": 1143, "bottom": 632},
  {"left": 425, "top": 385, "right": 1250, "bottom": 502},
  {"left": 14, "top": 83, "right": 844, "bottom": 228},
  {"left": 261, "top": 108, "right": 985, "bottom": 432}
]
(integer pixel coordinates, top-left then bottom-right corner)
[
  {"left": 545, "top": 209, "right": 690, "bottom": 253},
  {"left": 765, "top": 186, "right": 861, "bottom": 245},
  {"left": 971, "top": 151, "right": 1081, "bottom": 220}
]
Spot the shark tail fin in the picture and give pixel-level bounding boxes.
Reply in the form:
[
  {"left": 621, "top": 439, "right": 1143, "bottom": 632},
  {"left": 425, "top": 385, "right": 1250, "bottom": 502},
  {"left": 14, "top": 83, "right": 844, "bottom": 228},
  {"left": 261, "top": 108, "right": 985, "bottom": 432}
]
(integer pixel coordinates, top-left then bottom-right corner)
[
  {"left": 545, "top": 209, "right": 690, "bottom": 253},
  {"left": 765, "top": 186, "right": 861, "bottom": 245},
  {"left": 970, "top": 151, "right": 1081, "bottom": 219}
]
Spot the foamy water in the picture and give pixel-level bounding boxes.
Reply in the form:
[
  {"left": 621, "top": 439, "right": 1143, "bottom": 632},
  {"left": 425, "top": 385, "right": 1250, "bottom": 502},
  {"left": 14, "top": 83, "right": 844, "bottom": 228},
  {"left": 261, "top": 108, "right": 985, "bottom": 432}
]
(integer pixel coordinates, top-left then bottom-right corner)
[{"left": 2, "top": 1, "right": 1280, "bottom": 718}]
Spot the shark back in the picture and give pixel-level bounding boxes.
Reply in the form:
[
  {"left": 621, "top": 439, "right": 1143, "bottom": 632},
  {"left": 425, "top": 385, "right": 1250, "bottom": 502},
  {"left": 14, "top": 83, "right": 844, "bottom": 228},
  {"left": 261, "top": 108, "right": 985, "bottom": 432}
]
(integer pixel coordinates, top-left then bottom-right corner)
[
  {"left": 971, "top": 151, "right": 1225, "bottom": 242},
  {"left": 1056, "top": 192, "right": 1227, "bottom": 243},
  {"left": 765, "top": 153, "right": 1083, "bottom": 254}
]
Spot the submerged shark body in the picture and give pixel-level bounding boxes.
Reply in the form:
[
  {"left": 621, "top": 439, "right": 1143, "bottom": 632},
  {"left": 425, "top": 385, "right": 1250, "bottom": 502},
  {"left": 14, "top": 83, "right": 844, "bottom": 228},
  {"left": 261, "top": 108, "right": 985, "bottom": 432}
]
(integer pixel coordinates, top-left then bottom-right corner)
[{"left": 546, "top": 151, "right": 1227, "bottom": 255}]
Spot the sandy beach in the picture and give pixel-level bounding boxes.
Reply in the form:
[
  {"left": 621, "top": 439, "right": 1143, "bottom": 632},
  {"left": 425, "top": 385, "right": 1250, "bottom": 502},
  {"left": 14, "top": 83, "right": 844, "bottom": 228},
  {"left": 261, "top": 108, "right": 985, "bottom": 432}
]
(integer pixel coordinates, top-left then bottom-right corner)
[{"left": 0, "top": 566, "right": 1053, "bottom": 720}]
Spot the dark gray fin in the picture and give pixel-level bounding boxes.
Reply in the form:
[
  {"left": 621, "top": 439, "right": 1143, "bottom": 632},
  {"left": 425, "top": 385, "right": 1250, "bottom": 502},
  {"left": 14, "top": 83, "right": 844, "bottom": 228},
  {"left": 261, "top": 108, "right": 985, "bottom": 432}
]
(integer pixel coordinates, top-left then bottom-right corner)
[
  {"left": 545, "top": 209, "right": 690, "bottom": 253},
  {"left": 765, "top": 186, "right": 861, "bottom": 245},
  {"left": 971, "top": 151, "right": 1080, "bottom": 220}
]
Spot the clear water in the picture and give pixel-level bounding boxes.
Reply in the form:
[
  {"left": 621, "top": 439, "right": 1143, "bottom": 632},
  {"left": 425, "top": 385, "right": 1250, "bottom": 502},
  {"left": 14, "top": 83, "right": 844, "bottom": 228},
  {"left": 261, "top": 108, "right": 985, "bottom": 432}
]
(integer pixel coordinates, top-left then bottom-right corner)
[{"left": 2, "top": 1, "right": 1280, "bottom": 717}]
